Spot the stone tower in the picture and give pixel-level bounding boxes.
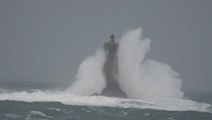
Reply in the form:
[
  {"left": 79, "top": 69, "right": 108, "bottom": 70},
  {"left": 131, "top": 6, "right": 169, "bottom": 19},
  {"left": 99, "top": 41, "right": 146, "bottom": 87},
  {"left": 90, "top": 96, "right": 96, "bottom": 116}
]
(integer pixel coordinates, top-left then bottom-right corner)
[{"left": 101, "top": 35, "right": 126, "bottom": 98}]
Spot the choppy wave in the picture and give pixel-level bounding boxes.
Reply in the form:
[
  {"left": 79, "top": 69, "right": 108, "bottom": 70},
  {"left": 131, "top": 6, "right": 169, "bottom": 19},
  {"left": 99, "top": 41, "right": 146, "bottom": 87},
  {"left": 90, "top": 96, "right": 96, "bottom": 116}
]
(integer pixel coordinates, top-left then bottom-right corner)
[
  {"left": 26, "top": 110, "right": 53, "bottom": 120},
  {"left": 0, "top": 90, "right": 211, "bottom": 113}
]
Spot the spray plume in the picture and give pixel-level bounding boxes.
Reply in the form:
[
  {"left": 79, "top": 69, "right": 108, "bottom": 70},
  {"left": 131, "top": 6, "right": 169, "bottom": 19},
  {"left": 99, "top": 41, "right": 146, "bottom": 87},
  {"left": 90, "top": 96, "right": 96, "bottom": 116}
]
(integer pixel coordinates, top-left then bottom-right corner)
[
  {"left": 118, "top": 28, "right": 183, "bottom": 99},
  {"left": 66, "top": 49, "right": 106, "bottom": 95}
]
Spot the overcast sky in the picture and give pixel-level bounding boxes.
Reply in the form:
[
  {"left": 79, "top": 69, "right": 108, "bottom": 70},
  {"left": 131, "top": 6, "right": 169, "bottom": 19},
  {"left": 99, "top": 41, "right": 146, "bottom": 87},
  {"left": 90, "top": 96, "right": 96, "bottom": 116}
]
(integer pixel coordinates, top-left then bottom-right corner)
[{"left": 0, "top": 0, "right": 211, "bottom": 92}]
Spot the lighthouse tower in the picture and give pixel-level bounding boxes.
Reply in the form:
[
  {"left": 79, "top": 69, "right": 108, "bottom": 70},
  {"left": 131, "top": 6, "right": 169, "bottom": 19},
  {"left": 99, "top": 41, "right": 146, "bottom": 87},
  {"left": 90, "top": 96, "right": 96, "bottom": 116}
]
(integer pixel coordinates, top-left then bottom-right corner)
[{"left": 101, "top": 35, "right": 126, "bottom": 98}]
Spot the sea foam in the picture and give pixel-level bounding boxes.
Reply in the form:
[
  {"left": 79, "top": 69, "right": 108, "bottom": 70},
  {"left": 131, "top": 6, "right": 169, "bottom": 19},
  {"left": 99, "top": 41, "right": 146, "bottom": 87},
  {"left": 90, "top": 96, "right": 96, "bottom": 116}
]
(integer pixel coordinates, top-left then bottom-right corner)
[{"left": 0, "top": 91, "right": 210, "bottom": 112}]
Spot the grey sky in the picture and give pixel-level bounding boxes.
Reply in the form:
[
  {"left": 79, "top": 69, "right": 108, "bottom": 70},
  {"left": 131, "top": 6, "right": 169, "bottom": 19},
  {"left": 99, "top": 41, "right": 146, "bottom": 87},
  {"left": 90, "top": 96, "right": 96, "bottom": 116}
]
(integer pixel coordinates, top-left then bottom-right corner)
[{"left": 0, "top": 0, "right": 211, "bottom": 92}]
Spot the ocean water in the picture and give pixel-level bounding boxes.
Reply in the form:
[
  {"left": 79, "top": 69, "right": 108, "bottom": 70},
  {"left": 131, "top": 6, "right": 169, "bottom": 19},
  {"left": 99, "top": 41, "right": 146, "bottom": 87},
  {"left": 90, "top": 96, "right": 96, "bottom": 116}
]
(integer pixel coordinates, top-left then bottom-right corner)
[{"left": 0, "top": 92, "right": 212, "bottom": 120}]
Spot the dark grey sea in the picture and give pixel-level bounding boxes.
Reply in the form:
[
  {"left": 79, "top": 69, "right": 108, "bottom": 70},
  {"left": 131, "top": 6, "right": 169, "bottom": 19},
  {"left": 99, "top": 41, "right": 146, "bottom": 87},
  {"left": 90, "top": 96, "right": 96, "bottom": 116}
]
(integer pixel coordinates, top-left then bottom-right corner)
[{"left": 0, "top": 92, "right": 212, "bottom": 120}]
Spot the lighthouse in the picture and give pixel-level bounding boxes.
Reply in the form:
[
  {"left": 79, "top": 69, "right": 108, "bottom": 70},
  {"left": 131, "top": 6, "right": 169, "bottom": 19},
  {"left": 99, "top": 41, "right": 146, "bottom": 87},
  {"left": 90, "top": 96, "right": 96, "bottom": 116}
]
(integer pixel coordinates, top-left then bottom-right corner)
[{"left": 101, "top": 35, "right": 126, "bottom": 98}]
